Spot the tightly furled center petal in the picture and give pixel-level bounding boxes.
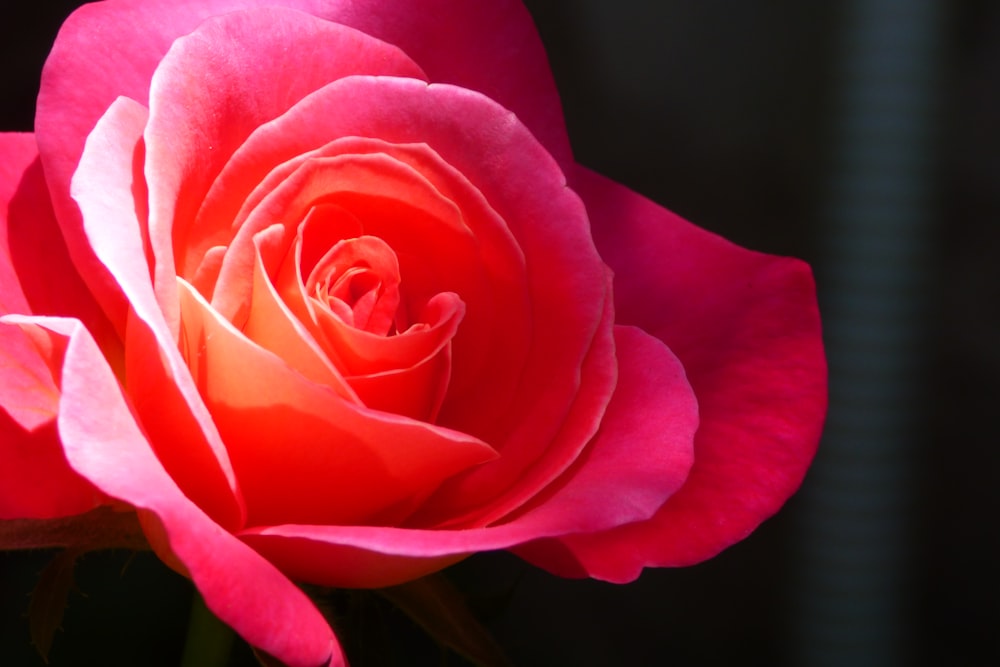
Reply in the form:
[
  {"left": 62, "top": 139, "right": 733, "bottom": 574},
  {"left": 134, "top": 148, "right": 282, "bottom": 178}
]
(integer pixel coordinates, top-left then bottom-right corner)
[{"left": 306, "top": 235, "right": 401, "bottom": 335}]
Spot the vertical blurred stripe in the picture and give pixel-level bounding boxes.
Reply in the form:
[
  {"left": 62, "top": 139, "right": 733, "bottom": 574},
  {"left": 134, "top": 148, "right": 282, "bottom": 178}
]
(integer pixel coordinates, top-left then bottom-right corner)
[{"left": 792, "top": 0, "right": 943, "bottom": 665}]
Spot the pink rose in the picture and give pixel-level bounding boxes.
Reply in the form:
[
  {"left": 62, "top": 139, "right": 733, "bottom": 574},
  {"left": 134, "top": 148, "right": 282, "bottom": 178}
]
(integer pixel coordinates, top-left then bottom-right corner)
[{"left": 0, "top": 1, "right": 826, "bottom": 665}]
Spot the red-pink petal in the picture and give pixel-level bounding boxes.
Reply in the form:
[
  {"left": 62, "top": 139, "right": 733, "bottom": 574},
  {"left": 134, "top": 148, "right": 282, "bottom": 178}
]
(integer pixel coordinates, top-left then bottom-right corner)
[
  {"left": 0, "top": 316, "right": 103, "bottom": 521},
  {"left": 71, "top": 97, "right": 245, "bottom": 530},
  {"left": 243, "top": 232, "right": 357, "bottom": 400},
  {"left": 0, "top": 412, "right": 101, "bottom": 521},
  {"left": 36, "top": 0, "right": 567, "bottom": 238},
  {"left": 0, "top": 135, "right": 112, "bottom": 519},
  {"left": 261, "top": 145, "right": 525, "bottom": 419},
  {"left": 37, "top": 316, "right": 340, "bottom": 667},
  {"left": 0, "top": 134, "right": 45, "bottom": 318},
  {"left": 562, "top": 166, "right": 826, "bottom": 578},
  {"left": 0, "top": 135, "right": 61, "bottom": 431},
  {"left": 0, "top": 133, "right": 116, "bottom": 371},
  {"left": 291, "top": 0, "right": 573, "bottom": 166}
]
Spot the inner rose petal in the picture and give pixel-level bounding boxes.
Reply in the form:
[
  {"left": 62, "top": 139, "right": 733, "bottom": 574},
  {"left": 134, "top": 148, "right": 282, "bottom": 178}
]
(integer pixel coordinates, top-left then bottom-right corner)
[
  {"left": 211, "top": 152, "right": 479, "bottom": 325},
  {"left": 242, "top": 225, "right": 358, "bottom": 403},
  {"left": 243, "top": 224, "right": 462, "bottom": 421},
  {"left": 306, "top": 235, "right": 401, "bottom": 335}
]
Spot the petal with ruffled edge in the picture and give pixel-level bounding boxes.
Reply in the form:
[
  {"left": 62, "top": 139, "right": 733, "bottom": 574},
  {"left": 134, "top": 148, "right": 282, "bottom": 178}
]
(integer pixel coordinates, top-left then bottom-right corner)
[{"left": 207, "top": 136, "right": 531, "bottom": 434}]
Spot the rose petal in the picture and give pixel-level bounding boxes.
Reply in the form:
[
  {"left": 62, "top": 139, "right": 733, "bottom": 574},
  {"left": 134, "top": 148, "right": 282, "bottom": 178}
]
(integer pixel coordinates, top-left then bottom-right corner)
[
  {"left": 560, "top": 166, "right": 827, "bottom": 578},
  {"left": 214, "top": 151, "right": 477, "bottom": 321},
  {"left": 305, "top": 235, "right": 402, "bottom": 335},
  {"left": 0, "top": 134, "right": 110, "bottom": 520},
  {"left": 345, "top": 338, "right": 454, "bottom": 422},
  {"left": 243, "top": 228, "right": 357, "bottom": 400},
  {"left": 0, "top": 319, "right": 59, "bottom": 432},
  {"left": 245, "top": 221, "right": 459, "bottom": 421},
  {"left": 0, "top": 413, "right": 101, "bottom": 521},
  {"left": 0, "top": 136, "right": 61, "bottom": 431},
  {"left": 238, "top": 324, "right": 697, "bottom": 588},
  {"left": 0, "top": 134, "right": 117, "bottom": 431},
  {"left": 297, "top": 0, "right": 573, "bottom": 166},
  {"left": 0, "top": 134, "right": 48, "bottom": 318},
  {"left": 177, "top": 279, "right": 497, "bottom": 528},
  {"left": 32, "top": 316, "right": 340, "bottom": 667},
  {"left": 71, "top": 97, "right": 245, "bottom": 530},
  {"left": 0, "top": 316, "right": 103, "bottom": 521},
  {"left": 37, "top": 0, "right": 567, "bottom": 338},
  {"left": 416, "top": 282, "right": 614, "bottom": 529}
]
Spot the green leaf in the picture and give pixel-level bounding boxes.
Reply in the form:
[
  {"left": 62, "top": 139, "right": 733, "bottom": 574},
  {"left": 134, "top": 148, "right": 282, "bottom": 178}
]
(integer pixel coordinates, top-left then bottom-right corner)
[
  {"left": 378, "top": 573, "right": 511, "bottom": 667},
  {"left": 28, "top": 549, "right": 82, "bottom": 663}
]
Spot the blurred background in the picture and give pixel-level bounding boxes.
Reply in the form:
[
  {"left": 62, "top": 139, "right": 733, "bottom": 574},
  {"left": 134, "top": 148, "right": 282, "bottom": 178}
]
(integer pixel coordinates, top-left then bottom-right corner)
[{"left": 1, "top": 1, "right": 996, "bottom": 665}]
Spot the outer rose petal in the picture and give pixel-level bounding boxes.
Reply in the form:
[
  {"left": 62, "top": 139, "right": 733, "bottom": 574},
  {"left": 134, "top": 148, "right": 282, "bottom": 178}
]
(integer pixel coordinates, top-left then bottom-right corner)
[
  {"left": 0, "top": 133, "right": 116, "bottom": 416},
  {"left": 0, "top": 317, "right": 104, "bottom": 520},
  {"left": 0, "top": 134, "right": 106, "bottom": 519},
  {"left": 34, "top": 316, "right": 341, "bottom": 667},
  {"left": 0, "top": 412, "right": 100, "bottom": 521},
  {"left": 551, "top": 166, "right": 827, "bottom": 580},
  {"left": 1, "top": 134, "right": 60, "bottom": 431}
]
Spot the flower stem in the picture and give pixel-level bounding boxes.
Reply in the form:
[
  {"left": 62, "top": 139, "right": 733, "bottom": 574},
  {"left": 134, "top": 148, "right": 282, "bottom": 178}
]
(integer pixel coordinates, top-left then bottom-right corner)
[{"left": 180, "top": 590, "right": 235, "bottom": 667}]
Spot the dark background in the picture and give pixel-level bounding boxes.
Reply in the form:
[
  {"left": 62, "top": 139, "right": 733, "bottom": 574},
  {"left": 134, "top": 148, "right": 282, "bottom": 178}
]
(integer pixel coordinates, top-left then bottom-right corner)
[{"left": 1, "top": 1, "right": 997, "bottom": 665}]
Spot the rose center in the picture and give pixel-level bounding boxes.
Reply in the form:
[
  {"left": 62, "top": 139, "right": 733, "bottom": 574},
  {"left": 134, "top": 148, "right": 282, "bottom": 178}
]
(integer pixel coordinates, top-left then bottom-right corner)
[{"left": 305, "top": 235, "right": 401, "bottom": 336}]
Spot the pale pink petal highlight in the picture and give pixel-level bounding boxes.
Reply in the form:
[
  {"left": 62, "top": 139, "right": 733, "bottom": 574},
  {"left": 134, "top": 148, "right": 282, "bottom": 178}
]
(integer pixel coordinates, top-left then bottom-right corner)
[{"left": 71, "top": 97, "right": 244, "bottom": 530}]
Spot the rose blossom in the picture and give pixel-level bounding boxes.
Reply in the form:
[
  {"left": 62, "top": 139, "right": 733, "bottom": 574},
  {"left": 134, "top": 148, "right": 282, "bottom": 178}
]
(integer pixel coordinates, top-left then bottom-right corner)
[{"left": 0, "top": 1, "right": 827, "bottom": 665}]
